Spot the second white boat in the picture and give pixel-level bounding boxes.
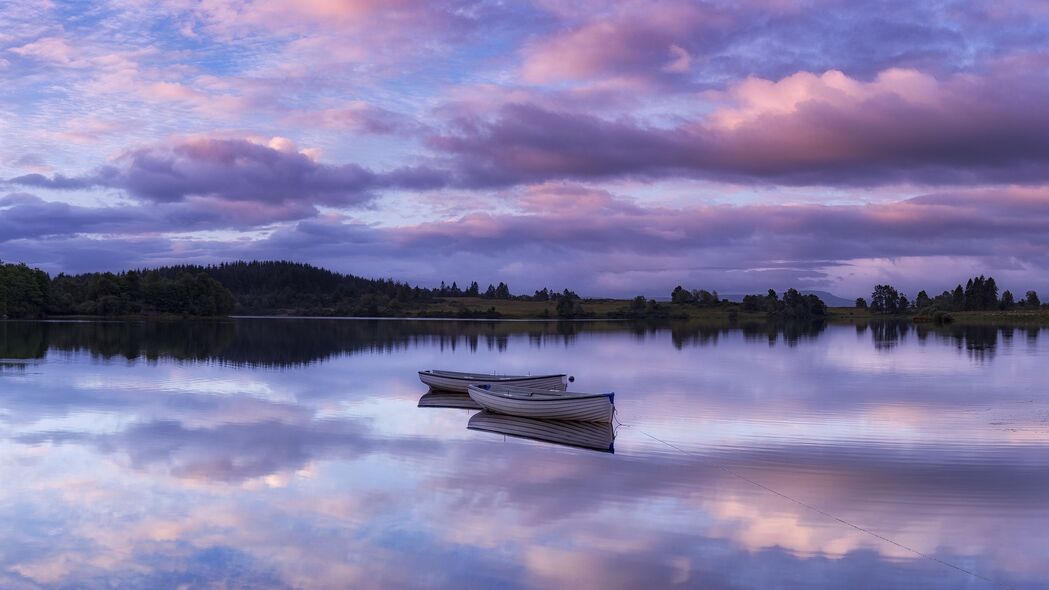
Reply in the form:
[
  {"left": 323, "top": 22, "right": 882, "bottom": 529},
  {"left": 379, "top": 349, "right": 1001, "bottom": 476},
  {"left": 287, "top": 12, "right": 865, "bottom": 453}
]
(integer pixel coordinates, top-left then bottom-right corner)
[
  {"left": 467, "top": 384, "right": 615, "bottom": 423},
  {"left": 419, "top": 369, "right": 567, "bottom": 393}
]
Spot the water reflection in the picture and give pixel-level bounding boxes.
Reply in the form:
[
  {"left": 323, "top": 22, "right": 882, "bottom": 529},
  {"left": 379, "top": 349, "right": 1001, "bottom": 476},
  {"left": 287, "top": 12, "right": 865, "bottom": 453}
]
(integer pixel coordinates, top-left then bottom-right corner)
[
  {"left": 467, "top": 412, "right": 615, "bottom": 453},
  {"left": 4, "top": 318, "right": 1042, "bottom": 368},
  {"left": 845, "top": 320, "right": 1048, "bottom": 362},
  {"left": 0, "top": 319, "right": 1047, "bottom": 589},
  {"left": 670, "top": 319, "right": 828, "bottom": 349},
  {"left": 869, "top": 320, "right": 910, "bottom": 350},
  {"left": 418, "top": 391, "right": 482, "bottom": 409},
  {"left": 0, "top": 319, "right": 646, "bottom": 367}
]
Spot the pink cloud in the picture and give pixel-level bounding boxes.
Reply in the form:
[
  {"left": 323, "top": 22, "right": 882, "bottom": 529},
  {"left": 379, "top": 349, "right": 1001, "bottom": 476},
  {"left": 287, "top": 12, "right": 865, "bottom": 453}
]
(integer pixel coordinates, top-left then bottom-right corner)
[
  {"left": 521, "top": 1, "right": 727, "bottom": 84},
  {"left": 707, "top": 68, "right": 941, "bottom": 129},
  {"left": 8, "top": 36, "right": 79, "bottom": 66},
  {"left": 285, "top": 102, "right": 419, "bottom": 134},
  {"left": 170, "top": 0, "right": 483, "bottom": 69}
]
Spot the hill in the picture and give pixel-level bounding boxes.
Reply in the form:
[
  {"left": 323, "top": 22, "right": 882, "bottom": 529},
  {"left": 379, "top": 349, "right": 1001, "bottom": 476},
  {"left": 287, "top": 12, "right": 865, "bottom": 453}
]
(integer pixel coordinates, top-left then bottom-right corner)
[{"left": 721, "top": 290, "right": 852, "bottom": 307}]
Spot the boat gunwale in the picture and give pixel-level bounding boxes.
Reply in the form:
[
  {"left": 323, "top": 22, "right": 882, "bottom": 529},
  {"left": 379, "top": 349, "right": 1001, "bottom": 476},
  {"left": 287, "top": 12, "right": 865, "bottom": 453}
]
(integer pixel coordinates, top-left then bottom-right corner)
[
  {"left": 469, "top": 384, "right": 613, "bottom": 402},
  {"left": 419, "top": 370, "right": 565, "bottom": 382}
]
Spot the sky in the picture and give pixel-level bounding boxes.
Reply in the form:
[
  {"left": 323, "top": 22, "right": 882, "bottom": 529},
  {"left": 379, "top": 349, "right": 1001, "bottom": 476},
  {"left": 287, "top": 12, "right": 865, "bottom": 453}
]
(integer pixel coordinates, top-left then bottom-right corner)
[{"left": 2, "top": 0, "right": 1049, "bottom": 298}]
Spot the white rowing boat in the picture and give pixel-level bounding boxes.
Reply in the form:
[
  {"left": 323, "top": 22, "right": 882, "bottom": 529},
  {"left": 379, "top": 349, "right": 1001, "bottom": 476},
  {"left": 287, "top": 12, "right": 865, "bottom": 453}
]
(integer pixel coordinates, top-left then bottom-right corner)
[
  {"left": 467, "top": 384, "right": 615, "bottom": 423},
  {"left": 418, "top": 369, "right": 567, "bottom": 393},
  {"left": 468, "top": 411, "right": 614, "bottom": 453}
]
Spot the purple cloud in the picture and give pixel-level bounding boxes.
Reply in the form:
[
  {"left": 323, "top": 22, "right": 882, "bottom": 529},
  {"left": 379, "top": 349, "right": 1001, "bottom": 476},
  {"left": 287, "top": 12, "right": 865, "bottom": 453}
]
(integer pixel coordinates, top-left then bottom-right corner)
[
  {"left": 106, "top": 138, "right": 383, "bottom": 205},
  {"left": 0, "top": 191, "right": 321, "bottom": 241},
  {"left": 6, "top": 173, "right": 100, "bottom": 190},
  {"left": 431, "top": 69, "right": 1049, "bottom": 187},
  {"left": 5, "top": 137, "right": 449, "bottom": 213}
]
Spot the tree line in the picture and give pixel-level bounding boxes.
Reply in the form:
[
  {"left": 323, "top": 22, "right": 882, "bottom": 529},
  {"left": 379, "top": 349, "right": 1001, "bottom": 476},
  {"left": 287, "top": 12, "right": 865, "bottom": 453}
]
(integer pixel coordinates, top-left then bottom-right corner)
[
  {"left": 670, "top": 285, "right": 827, "bottom": 320},
  {"left": 2, "top": 261, "right": 237, "bottom": 318},
  {"left": 2, "top": 260, "right": 442, "bottom": 318},
  {"left": 858, "top": 275, "right": 1044, "bottom": 318},
  {"left": 0, "top": 260, "right": 591, "bottom": 319},
  {"left": 6, "top": 259, "right": 1044, "bottom": 321}
]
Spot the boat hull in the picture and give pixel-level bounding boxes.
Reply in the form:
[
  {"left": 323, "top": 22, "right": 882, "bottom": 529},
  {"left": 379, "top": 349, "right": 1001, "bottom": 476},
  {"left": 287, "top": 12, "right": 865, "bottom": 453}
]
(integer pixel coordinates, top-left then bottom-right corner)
[
  {"left": 419, "top": 370, "right": 566, "bottom": 393},
  {"left": 467, "top": 385, "right": 614, "bottom": 423},
  {"left": 468, "top": 412, "right": 614, "bottom": 453}
]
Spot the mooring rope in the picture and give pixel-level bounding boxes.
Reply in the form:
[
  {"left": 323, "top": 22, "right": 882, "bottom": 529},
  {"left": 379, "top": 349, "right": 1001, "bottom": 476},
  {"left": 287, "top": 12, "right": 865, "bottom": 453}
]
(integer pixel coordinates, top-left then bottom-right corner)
[{"left": 637, "top": 429, "right": 1012, "bottom": 590}]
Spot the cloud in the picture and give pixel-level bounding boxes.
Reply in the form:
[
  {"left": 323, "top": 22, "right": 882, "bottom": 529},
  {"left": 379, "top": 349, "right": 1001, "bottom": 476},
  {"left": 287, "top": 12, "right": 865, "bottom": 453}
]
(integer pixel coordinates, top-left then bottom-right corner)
[
  {"left": 5, "top": 137, "right": 449, "bottom": 209},
  {"left": 285, "top": 102, "right": 421, "bottom": 135},
  {"left": 431, "top": 68, "right": 1049, "bottom": 187},
  {"left": 106, "top": 137, "right": 379, "bottom": 205},
  {"left": 8, "top": 154, "right": 52, "bottom": 174},
  {"left": 6, "top": 173, "right": 99, "bottom": 190},
  {"left": 8, "top": 36, "right": 79, "bottom": 66},
  {"left": 0, "top": 190, "right": 326, "bottom": 246},
  {"left": 163, "top": 0, "right": 494, "bottom": 71},
  {"left": 0, "top": 193, "right": 145, "bottom": 241},
  {"left": 521, "top": 1, "right": 727, "bottom": 85}
]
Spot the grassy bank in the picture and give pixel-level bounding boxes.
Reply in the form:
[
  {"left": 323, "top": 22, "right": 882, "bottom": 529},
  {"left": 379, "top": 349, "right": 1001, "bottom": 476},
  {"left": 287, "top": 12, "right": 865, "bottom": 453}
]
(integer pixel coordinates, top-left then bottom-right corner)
[
  {"left": 421, "top": 297, "right": 772, "bottom": 321},
  {"left": 827, "top": 306, "right": 1049, "bottom": 325},
  {"left": 926, "top": 309, "right": 1049, "bottom": 325},
  {"left": 422, "top": 300, "right": 1049, "bottom": 324},
  {"left": 26, "top": 301, "right": 1049, "bottom": 324}
]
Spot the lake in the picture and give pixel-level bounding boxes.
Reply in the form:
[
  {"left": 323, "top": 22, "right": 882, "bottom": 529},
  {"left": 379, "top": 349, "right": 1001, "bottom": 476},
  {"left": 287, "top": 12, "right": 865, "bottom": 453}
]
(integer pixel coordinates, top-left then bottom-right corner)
[{"left": 0, "top": 318, "right": 1046, "bottom": 589}]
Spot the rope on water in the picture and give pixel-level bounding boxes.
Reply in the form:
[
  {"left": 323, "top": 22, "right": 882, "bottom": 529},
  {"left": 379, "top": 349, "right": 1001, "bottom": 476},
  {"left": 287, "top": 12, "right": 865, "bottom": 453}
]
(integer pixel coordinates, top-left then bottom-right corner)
[{"left": 638, "top": 429, "right": 1012, "bottom": 590}]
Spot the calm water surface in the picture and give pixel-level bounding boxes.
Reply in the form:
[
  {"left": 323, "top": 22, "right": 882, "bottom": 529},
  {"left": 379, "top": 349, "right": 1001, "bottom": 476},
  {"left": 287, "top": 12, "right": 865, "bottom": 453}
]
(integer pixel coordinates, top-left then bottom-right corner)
[{"left": 1, "top": 319, "right": 1047, "bottom": 589}]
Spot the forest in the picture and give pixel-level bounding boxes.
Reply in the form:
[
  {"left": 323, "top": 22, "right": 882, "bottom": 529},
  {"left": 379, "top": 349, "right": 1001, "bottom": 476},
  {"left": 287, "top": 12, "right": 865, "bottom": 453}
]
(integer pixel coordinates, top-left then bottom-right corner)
[
  {"left": 1, "top": 262, "right": 236, "bottom": 318},
  {"left": 0, "top": 260, "right": 585, "bottom": 318}
]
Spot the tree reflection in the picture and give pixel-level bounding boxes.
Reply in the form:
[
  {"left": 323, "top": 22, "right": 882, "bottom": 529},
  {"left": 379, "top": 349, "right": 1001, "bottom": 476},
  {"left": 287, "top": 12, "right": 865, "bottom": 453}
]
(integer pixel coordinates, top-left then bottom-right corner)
[
  {"left": 3, "top": 318, "right": 1036, "bottom": 367},
  {"left": 870, "top": 321, "right": 910, "bottom": 350},
  {"left": 938, "top": 325, "right": 1000, "bottom": 361},
  {"left": 0, "top": 319, "right": 643, "bottom": 367}
]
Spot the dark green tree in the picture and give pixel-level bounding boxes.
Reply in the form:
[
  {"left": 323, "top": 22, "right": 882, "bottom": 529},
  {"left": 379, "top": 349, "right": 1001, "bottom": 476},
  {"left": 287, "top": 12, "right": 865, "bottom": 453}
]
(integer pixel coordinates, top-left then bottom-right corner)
[
  {"left": 914, "top": 290, "right": 932, "bottom": 310},
  {"left": 951, "top": 285, "right": 965, "bottom": 311},
  {"left": 692, "top": 289, "right": 717, "bottom": 307},
  {"left": 556, "top": 292, "right": 584, "bottom": 318},
  {"left": 1026, "top": 290, "right": 1041, "bottom": 307},
  {"left": 671, "top": 286, "right": 694, "bottom": 304},
  {"left": 1000, "top": 290, "right": 1015, "bottom": 310},
  {"left": 0, "top": 263, "right": 50, "bottom": 318},
  {"left": 870, "top": 284, "right": 903, "bottom": 314}
]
